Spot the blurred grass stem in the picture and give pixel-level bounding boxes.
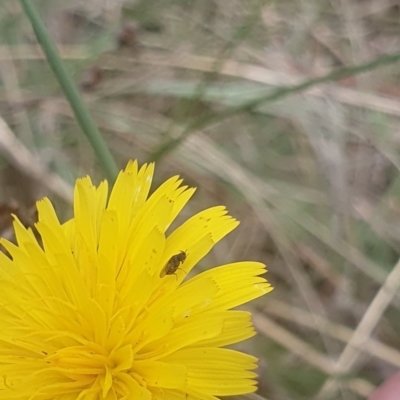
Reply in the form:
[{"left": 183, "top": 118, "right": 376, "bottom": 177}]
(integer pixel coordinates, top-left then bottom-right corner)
[
  {"left": 19, "top": 0, "right": 118, "bottom": 182},
  {"left": 317, "top": 256, "right": 400, "bottom": 398},
  {"left": 152, "top": 50, "right": 400, "bottom": 161}
]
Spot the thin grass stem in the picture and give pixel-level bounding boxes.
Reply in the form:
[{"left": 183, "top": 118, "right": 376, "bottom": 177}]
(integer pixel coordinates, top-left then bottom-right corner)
[{"left": 19, "top": 0, "right": 118, "bottom": 182}]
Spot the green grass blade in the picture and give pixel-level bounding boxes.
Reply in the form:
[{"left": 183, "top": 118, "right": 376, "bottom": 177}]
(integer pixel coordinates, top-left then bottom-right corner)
[{"left": 19, "top": 0, "right": 118, "bottom": 182}]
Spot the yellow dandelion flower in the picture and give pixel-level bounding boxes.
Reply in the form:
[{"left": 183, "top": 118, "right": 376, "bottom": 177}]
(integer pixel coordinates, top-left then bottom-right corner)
[{"left": 0, "top": 161, "right": 272, "bottom": 400}]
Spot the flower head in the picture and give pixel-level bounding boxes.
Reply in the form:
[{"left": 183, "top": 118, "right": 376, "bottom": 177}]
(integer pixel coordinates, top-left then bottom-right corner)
[{"left": 0, "top": 161, "right": 272, "bottom": 400}]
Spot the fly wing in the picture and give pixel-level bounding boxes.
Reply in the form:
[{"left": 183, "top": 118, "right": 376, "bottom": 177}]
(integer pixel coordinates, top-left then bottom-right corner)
[{"left": 159, "top": 262, "right": 168, "bottom": 278}]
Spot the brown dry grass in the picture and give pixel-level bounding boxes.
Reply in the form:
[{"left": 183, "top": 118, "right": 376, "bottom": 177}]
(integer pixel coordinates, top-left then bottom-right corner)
[{"left": 2, "top": 1, "right": 400, "bottom": 399}]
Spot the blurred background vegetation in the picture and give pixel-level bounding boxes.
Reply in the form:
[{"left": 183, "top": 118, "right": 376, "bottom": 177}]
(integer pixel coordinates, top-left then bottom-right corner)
[{"left": 1, "top": 0, "right": 400, "bottom": 399}]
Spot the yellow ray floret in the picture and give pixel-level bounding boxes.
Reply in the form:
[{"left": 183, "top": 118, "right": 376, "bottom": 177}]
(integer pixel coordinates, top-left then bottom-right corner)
[{"left": 0, "top": 161, "right": 272, "bottom": 400}]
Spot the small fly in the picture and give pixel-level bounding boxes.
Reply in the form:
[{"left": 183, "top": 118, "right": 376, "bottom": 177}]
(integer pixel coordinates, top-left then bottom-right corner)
[{"left": 160, "top": 251, "right": 187, "bottom": 278}]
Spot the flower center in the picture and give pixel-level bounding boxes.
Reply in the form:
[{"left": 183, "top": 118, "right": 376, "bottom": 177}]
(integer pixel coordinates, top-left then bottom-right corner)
[{"left": 46, "top": 342, "right": 134, "bottom": 398}]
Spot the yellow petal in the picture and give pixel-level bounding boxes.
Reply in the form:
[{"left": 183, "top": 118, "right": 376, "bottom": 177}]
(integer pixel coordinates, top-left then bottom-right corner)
[
  {"left": 136, "top": 313, "right": 225, "bottom": 359},
  {"left": 184, "top": 262, "right": 272, "bottom": 311},
  {"left": 161, "top": 348, "right": 257, "bottom": 395},
  {"left": 131, "top": 360, "right": 187, "bottom": 388}
]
